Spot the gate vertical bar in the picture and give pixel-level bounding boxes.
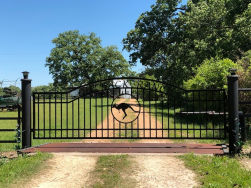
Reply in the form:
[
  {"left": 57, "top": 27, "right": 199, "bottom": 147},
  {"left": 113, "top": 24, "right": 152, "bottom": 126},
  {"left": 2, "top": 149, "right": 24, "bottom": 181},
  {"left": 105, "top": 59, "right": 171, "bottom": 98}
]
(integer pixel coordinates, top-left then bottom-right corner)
[
  {"left": 32, "top": 93, "right": 35, "bottom": 139},
  {"left": 148, "top": 82, "right": 151, "bottom": 138},
  {"left": 223, "top": 91, "right": 227, "bottom": 139},
  {"left": 239, "top": 111, "right": 247, "bottom": 142},
  {"left": 83, "top": 88, "right": 86, "bottom": 137},
  {"left": 21, "top": 71, "right": 31, "bottom": 148},
  {"left": 107, "top": 89, "right": 109, "bottom": 137},
  {"left": 228, "top": 69, "right": 240, "bottom": 155}
]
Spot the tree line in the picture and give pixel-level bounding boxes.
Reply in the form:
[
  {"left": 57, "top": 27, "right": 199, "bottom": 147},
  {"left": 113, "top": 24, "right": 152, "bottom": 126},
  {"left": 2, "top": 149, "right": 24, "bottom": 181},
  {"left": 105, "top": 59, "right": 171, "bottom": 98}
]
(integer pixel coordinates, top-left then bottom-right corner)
[
  {"left": 123, "top": 0, "right": 250, "bottom": 88},
  {"left": 36, "top": 0, "right": 251, "bottom": 91}
]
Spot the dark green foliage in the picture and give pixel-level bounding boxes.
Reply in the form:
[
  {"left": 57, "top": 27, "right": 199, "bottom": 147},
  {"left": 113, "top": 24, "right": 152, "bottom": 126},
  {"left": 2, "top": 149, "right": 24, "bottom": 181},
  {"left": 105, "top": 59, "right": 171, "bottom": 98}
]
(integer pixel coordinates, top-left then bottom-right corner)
[
  {"left": 123, "top": 0, "right": 251, "bottom": 86},
  {"left": 238, "top": 50, "right": 251, "bottom": 88},
  {"left": 0, "top": 86, "right": 21, "bottom": 97},
  {"left": 5, "top": 86, "right": 20, "bottom": 95},
  {"left": 237, "top": 50, "right": 251, "bottom": 114},
  {"left": 130, "top": 74, "right": 164, "bottom": 101},
  {"left": 46, "top": 30, "right": 132, "bottom": 88},
  {"left": 0, "top": 88, "right": 3, "bottom": 96}
]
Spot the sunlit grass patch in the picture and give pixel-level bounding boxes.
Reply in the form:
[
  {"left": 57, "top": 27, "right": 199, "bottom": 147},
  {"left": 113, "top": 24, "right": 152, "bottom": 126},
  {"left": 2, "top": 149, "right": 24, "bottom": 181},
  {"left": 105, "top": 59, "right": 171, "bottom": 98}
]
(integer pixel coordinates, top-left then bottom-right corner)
[
  {"left": 0, "top": 152, "right": 52, "bottom": 187},
  {"left": 179, "top": 154, "right": 251, "bottom": 187},
  {"left": 90, "top": 155, "right": 136, "bottom": 188}
]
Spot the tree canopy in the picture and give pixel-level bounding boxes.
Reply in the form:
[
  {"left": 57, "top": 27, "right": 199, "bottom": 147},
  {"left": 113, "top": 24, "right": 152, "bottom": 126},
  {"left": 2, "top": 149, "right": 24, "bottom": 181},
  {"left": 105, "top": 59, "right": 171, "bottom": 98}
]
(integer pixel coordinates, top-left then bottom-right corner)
[
  {"left": 237, "top": 50, "right": 251, "bottom": 88},
  {"left": 0, "top": 85, "right": 21, "bottom": 96},
  {"left": 32, "top": 84, "right": 55, "bottom": 93},
  {"left": 123, "top": 0, "right": 251, "bottom": 86},
  {"left": 46, "top": 30, "right": 132, "bottom": 87},
  {"left": 184, "top": 58, "right": 236, "bottom": 89}
]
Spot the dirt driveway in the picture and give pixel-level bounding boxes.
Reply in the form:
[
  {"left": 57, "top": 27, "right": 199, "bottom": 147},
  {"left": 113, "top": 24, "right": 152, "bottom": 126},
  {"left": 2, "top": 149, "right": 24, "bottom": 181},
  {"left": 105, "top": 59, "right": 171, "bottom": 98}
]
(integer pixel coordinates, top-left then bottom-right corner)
[
  {"left": 88, "top": 98, "right": 171, "bottom": 140},
  {"left": 24, "top": 153, "right": 198, "bottom": 188},
  {"left": 24, "top": 153, "right": 97, "bottom": 188},
  {"left": 133, "top": 155, "right": 198, "bottom": 188}
]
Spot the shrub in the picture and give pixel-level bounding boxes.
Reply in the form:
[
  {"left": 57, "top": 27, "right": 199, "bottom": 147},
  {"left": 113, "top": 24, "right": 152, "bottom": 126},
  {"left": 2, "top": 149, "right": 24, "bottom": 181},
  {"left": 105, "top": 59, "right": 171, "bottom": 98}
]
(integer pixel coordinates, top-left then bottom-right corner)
[
  {"left": 237, "top": 50, "right": 251, "bottom": 88},
  {"left": 184, "top": 58, "right": 237, "bottom": 89},
  {"left": 237, "top": 50, "right": 251, "bottom": 113}
]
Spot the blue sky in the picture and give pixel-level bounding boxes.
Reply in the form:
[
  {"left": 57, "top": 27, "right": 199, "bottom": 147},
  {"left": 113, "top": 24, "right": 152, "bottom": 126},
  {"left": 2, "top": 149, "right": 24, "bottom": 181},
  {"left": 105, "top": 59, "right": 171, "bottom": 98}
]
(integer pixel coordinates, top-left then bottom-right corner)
[{"left": 0, "top": 0, "right": 183, "bottom": 87}]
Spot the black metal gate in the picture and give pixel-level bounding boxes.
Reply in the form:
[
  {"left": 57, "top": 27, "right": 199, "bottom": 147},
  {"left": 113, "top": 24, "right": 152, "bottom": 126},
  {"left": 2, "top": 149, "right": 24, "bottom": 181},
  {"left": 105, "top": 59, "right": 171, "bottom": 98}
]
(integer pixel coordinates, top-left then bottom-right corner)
[{"left": 32, "top": 77, "right": 227, "bottom": 139}]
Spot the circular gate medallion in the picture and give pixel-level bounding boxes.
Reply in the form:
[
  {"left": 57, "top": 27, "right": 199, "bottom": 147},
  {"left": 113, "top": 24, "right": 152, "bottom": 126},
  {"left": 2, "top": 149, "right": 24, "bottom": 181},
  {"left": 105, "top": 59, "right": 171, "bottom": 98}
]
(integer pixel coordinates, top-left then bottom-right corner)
[{"left": 111, "top": 94, "right": 141, "bottom": 123}]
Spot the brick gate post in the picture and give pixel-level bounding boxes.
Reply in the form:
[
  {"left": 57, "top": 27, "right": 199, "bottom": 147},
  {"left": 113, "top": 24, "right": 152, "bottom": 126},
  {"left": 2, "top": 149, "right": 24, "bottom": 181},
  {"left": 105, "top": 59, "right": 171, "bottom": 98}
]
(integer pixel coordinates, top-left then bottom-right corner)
[
  {"left": 21, "top": 71, "right": 31, "bottom": 148},
  {"left": 227, "top": 69, "right": 240, "bottom": 155}
]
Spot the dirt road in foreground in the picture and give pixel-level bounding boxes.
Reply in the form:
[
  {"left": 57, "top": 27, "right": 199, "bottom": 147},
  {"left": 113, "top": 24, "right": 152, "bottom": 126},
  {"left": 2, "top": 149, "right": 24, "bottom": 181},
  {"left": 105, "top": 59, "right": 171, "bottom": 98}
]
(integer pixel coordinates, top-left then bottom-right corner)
[
  {"left": 133, "top": 155, "right": 198, "bottom": 188},
  {"left": 24, "top": 153, "right": 198, "bottom": 188},
  {"left": 24, "top": 154, "right": 97, "bottom": 188}
]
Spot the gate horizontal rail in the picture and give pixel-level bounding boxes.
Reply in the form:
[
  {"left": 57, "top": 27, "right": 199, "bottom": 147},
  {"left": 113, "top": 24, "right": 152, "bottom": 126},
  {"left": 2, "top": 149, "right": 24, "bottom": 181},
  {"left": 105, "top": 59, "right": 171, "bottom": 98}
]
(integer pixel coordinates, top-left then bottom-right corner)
[{"left": 0, "top": 117, "right": 21, "bottom": 120}]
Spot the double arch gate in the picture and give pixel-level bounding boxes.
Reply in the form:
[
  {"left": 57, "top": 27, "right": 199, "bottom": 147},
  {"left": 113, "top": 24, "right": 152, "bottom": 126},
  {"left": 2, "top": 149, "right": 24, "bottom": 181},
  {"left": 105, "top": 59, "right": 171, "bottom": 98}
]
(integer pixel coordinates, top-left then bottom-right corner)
[{"left": 32, "top": 77, "right": 227, "bottom": 140}]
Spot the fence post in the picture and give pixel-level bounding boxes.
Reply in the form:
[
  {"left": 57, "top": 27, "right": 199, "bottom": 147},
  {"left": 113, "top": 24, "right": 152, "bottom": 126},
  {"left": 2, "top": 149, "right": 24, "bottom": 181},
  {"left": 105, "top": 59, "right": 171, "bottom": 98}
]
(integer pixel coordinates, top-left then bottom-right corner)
[
  {"left": 21, "top": 71, "right": 31, "bottom": 148},
  {"left": 228, "top": 69, "right": 240, "bottom": 155}
]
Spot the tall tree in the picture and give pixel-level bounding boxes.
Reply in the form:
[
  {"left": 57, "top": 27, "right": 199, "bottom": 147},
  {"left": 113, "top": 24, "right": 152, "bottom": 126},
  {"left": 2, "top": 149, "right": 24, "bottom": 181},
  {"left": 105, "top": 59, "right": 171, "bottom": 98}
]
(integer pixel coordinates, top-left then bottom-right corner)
[
  {"left": 46, "top": 30, "right": 131, "bottom": 87},
  {"left": 123, "top": 0, "right": 251, "bottom": 86}
]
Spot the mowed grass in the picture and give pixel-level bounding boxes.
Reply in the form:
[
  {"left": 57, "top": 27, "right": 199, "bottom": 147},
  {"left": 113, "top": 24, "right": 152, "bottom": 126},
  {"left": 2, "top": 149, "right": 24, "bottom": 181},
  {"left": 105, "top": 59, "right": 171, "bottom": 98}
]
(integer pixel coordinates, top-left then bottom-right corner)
[
  {"left": 0, "top": 152, "right": 52, "bottom": 187},
  {"left": 0, "top": 111, "right": 21, "bottom": 151},
  {"left": 139, "top": 100, "right": 227, "bottom": 143},
  {"left": 33, "top": 97, "right": 112, "bottom": 146},
  {"left": 0, "top": 98, "right": 112, "bottom": 151},
  {"left": 179, "top": 154, "right": 251, "bottom": 187},
  {"left": 90, "top": 155, "right": 136, "bottom": 188},
  {"left": 33, "top": 98, "right": 112, "bottom": 138}
]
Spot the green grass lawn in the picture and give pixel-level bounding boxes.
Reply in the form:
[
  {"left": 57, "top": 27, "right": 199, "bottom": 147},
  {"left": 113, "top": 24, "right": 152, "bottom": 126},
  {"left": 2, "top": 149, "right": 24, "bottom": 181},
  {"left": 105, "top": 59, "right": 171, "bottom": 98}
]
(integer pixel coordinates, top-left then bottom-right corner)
[
  {"left": 179, "top": 154, "right": 251, "bottom": 188},
  {"left": 33, "top": 98, "right": 112, "bottom": 138},
  {"left": 0, "top": 98, "right": 112, "bottom": 151},
  {"left": 33, "top": 97, "right": 114, "bottom": 147},
  {"left": 0, "top": 111, "right": 21, "bottom": 151},
  {"left": 0, "top": 152, "right": 52, "bottom": 187},
  {"left": 140, "top": 100, "right": 226, "bottom": 142},
  {"left": 90, "top": 155, "right": 136, "bottom": 188}
]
